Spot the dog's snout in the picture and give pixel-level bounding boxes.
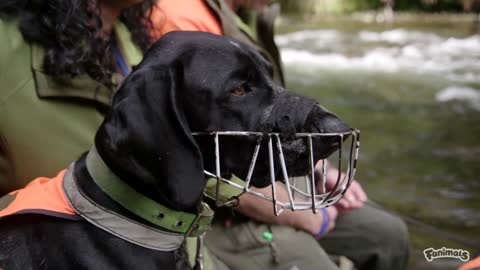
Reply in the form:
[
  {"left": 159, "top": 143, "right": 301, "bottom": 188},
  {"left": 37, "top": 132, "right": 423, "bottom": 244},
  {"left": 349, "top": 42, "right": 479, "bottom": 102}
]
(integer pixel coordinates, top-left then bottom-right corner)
[
  {"left": 305, "top": 105, "right": 350, "bottom": 134},
  {"left": 316, "top": 113, "right": 350, "bottom": 134},
  {"left": 303, "top": 105, "right": 351, "bottom": 159}
]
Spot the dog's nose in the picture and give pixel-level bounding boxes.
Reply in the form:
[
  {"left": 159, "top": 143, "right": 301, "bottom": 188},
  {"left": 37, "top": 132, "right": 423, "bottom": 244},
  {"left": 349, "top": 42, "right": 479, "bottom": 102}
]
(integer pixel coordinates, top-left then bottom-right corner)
[
  {"left": 316, "top": 112, "right": 351, "bottom": 134},
  {"left": 304, "top": 105, "right": 351, "bottom": 159},
  {"left": 305, "top": 105, "right": 350, "bottom": 134}
]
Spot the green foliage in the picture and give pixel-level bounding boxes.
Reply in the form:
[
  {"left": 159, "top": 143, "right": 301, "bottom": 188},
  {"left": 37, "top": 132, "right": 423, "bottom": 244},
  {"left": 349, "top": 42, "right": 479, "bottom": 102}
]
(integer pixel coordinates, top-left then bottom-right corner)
[
  {"left": 278, "top": 0, "right": 467, "bottom": 14},
  {"left": 396, "top": 0, "right": 464, "bottom": 11},
  {"left": 278, "top": 0, "right": 382, "bottom": 14},
  {"left": 343, "top": 0, "right": 383, "bottom": 12}
]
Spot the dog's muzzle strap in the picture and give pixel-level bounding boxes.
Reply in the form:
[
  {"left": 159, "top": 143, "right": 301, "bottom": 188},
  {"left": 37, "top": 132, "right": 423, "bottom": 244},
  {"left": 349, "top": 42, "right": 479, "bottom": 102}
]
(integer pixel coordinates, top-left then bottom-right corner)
[
  {"left": 84, "top": 146, "right": 214, "bottom": 237},
  {"left": 204, "top": 175, "right": 245, "bottom": 206}
]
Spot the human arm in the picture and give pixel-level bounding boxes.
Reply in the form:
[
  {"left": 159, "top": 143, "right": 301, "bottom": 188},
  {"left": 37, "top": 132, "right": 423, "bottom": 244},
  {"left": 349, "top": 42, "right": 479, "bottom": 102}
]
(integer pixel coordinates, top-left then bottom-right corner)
[{"left": 234, "top": 182, "right": 338, "bottom": 237}]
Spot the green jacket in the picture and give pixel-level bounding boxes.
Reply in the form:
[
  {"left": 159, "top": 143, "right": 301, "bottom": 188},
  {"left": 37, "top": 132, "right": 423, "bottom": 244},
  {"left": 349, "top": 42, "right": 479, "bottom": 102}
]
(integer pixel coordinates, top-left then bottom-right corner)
[
  {"left": 0, "top": 17, "right": 222, "bottom": 270},
  {"left": 205, "top": 0, "right": 285, "bottom": 86},
  {"left": 0, "top": 16, "right": 143, "bottom": 194}
]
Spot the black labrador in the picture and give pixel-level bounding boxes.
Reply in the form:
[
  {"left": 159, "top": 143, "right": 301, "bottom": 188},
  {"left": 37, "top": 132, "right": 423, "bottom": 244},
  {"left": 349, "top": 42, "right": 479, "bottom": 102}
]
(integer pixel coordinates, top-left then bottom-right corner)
[{"left": 0, "top": 31, "right": 350, "bottom": 270}]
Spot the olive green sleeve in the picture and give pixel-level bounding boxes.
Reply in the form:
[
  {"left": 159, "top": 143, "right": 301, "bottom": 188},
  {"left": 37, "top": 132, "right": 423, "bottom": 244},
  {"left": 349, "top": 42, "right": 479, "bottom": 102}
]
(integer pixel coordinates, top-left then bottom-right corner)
[
  {"left": 0, "top": 17, "right": 7, "bottom": 94},
  {"left": 0, "top": 15, "right": 14, "bottom": 89},
  {"left": 0, "top": 138, "right": 16, "bottom": 196},
  {"left": 0, "top": 18, "right": 8, "bottom": 194},
  {"left": 0, "top": 16, "right": 29, "bottom": 101},
  {"left": 0, "top": 101, "right": 16, "bottom": 195},
  {"left": 0, "top": 17, "right": 19, "bottom": 195}
]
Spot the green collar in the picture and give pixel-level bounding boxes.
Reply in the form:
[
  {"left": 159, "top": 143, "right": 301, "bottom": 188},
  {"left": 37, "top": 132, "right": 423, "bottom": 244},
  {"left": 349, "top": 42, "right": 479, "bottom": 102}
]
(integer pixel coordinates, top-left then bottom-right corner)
[{"left": 85, "top": 146, "right": 214, "bottom": 236}]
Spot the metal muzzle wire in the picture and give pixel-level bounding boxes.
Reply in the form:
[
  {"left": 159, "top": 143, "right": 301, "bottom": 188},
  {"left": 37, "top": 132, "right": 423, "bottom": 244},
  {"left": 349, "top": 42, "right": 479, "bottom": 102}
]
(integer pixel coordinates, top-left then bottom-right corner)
[{"left": 193, "top": 129, "right": 360, "bottom": 215}]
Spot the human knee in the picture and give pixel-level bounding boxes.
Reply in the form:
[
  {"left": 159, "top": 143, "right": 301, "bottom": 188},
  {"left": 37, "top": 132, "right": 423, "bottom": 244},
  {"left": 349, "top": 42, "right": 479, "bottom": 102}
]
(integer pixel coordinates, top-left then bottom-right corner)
[
  {"left": 375, "top": 213, "right": 409, "bottom": 251},
  {"left": 366, "top": 211, "right": 410, "bottom": 270}
]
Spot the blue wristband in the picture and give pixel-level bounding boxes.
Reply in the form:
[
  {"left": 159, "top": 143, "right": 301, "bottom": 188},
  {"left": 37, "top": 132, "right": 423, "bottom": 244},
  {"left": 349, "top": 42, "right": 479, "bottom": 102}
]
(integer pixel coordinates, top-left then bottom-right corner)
[{"left": 314, "top": 208, "right": 330, "bottom": 238}]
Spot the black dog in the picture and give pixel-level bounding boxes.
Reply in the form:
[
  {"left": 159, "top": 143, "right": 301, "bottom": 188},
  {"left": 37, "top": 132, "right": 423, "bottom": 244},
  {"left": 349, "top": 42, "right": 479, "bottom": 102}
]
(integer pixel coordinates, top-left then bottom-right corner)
[{"left": 0, "top": 31, "right": 350, "bottom": 270}]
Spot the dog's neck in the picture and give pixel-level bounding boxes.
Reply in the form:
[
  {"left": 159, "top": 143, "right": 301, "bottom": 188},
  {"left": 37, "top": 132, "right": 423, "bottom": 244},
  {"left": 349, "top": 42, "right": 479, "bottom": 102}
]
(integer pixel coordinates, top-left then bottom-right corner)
[
  {"left": 93, "top": 111, "right": 206, "bottom": 215},
  {"left": 74, "top": 155, "right": 165, "bottom": 229},
  {"left": 74, "top": 150, "right": 214, "bottom": 236}
]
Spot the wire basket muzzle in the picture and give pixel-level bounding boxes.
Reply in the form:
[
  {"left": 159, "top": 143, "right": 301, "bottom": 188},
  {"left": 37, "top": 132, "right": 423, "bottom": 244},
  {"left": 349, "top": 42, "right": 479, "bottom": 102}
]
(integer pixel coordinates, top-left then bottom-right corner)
[{"left": 193, "top": 129, "right": 360, "bottom": 215}]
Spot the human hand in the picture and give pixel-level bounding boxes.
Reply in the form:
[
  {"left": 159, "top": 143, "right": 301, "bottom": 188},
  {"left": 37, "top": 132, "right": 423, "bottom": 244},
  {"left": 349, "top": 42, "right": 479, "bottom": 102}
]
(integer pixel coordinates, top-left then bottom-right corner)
[
  {"left": 334, "top": 179, "right": 367, "bottom": 213},
  {"left": 315, "top": 160, "right": 367, "bottom": 214}
]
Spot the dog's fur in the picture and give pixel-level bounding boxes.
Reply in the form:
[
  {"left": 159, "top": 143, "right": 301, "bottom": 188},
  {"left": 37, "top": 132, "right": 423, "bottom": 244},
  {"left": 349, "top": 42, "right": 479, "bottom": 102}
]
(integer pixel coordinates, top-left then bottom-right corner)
[{"left": 0, "top": 32, "right": 350, "bottom": 269}]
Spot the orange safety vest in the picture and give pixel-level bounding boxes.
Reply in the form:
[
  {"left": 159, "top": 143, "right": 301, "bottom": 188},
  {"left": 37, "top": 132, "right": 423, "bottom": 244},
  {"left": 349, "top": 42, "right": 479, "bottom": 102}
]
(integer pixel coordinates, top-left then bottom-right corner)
[
  {"left": 458, "top": 256, "right": 480, "bottom": 270},
  {"left": 0, "top": 162, "right": 190, "bottom": 251},
  {"left": 0, "top": 169, "right": 79, "bottom": 220},
  {"left": 150, "top": 0, "right": 223, "bottom": 42}
]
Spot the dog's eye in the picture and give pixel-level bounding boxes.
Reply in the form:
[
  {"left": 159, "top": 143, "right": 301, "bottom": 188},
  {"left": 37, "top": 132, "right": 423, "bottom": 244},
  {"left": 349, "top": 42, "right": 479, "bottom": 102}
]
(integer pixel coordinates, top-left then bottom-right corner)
[{"left": 230, "top": 85, "right": 247, "bottom": 97}]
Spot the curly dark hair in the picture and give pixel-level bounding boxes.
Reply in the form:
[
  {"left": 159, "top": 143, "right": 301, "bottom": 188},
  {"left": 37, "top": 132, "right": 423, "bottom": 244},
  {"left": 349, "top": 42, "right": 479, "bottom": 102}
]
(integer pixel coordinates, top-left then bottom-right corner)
[{"left": 0, "top": 0, "right": 157, "bottom": 88}]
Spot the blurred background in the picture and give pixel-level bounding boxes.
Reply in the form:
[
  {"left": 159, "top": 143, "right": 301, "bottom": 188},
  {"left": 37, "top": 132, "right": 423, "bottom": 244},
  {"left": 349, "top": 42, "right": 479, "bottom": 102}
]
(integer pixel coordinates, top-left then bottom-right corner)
[{"left": 275, "top": 0, "right": 480, "bottom": 269}]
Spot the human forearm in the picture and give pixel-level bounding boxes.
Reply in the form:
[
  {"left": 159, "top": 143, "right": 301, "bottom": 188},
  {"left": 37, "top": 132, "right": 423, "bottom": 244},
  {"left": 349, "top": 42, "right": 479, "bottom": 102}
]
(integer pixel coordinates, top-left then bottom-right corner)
[{"left": 234, "top": 183, "right": 324, "bottom": 234}]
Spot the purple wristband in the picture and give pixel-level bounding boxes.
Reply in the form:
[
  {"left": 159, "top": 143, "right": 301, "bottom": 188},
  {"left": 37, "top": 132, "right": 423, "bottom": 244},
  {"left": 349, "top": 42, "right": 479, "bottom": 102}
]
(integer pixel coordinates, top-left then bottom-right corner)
[{"left": 314, "top": 208, "right": 330, "bottom": 238}]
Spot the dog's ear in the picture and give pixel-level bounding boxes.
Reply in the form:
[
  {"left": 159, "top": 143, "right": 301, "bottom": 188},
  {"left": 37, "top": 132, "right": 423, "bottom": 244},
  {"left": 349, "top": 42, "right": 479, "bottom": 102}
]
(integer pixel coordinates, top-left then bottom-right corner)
[{"left": 95, "top": 66, "right": 205, "bottom": 213}]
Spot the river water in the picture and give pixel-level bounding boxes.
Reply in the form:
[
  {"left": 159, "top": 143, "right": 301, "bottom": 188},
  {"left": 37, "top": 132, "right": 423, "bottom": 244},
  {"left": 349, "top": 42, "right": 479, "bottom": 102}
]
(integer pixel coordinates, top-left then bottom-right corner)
[{"left": 276, "top": 14, "right": 480, "bottom": 270}]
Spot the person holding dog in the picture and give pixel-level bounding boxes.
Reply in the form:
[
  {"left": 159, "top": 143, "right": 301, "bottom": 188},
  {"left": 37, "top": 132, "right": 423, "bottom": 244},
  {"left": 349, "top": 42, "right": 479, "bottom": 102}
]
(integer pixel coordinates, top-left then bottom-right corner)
[
  {"left": 151, "top": 1, "right": 410, "bottom": 270},
  {"left": 0, "top": 2, "right": 275, "bottom": 269},
  {"left": 0, "top": 0, "right": 157, "bottom": 194},
  {"left": 0, "top": 1, "right": 247, "bottom": 269}
]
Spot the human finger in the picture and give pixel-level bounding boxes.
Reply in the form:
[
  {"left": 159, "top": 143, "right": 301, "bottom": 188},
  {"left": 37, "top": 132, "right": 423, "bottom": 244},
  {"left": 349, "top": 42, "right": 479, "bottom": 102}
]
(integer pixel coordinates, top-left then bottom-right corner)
[{"left": 350, "top": 180, "right": 368, "bottom": 202}]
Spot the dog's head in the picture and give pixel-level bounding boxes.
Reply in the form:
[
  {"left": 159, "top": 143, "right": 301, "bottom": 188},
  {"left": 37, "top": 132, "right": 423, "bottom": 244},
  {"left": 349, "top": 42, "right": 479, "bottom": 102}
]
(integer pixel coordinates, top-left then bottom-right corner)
[{"left": 95, "top": 31, "right": 350, "bottom": 212}]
